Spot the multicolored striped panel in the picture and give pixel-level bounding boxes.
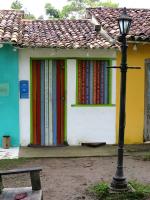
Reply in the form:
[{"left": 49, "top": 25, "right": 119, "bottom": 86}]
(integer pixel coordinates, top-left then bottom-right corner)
[
  {"left": 78, "top": 60, "right": 109, "bottom": 104},
  {"left": 31, "top": 60, "right": 65, "bottom": 146}
]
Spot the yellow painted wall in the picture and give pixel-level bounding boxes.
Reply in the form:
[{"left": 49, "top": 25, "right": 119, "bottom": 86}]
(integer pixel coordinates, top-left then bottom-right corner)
[{"left": 116, "top": 43, "right": 150, "bottom": 144}]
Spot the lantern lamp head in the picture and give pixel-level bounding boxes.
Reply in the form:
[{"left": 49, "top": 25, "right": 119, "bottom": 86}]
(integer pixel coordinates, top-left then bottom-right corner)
[{"left": 118, "top": 7, "right": 132, "bottom": 35}]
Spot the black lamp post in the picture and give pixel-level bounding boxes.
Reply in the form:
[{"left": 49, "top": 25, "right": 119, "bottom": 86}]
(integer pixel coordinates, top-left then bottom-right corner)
[{"left": 111, "top": 7, "right": 132, "bottom": 191}]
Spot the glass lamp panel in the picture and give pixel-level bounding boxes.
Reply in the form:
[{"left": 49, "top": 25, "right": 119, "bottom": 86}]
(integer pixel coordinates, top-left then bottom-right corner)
[
  {"left": 119, "top": 19, "right": 131, "bottom": 34},
  {"left": 119, "top": 20, "right": 124, "bottom": 34},
  {"left": 124, "top": 19, "right": 130, "bottom": 34}
]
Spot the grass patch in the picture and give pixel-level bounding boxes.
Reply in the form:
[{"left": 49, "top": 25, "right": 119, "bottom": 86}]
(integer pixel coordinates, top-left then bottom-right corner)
[
  {"left": 0, "top": 158, "right": 31, "bottom": 170},
  {"left": 142, "top": 154, "right": 150, "bottom": 161},
  {"left": 132, "top": 153, "right": 150, "bottom": 161},
  {"left": 125, "top": 144, "right": 150, "bottom": 153},
  {"left": 89, "top": 181, "right": 150, "bottom": 200}
]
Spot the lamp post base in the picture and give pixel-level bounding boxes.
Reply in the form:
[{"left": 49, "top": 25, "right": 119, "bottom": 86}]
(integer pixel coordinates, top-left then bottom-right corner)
[{"left": 110, "top": 176, "right": 128, "bottom": 192}]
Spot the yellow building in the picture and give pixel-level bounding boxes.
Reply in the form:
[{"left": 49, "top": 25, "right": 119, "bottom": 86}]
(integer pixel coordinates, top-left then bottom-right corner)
[
  {"left": 117, "top": 44, "right": 150, "bottom": 144},
  {"left": 87, "top": 7, "right": 150, "bottom": 144}
]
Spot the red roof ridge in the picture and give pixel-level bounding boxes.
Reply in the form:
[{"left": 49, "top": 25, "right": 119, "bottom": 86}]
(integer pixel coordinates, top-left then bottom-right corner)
[
  {"left": 21, "top": 18, "right": 90, "bottom": 23},
  {"left": 87, "top": 7, "right": 150, "bottom": 11},
  {"left": 0, "top": 9, "right": 24, "bottom": 14}
]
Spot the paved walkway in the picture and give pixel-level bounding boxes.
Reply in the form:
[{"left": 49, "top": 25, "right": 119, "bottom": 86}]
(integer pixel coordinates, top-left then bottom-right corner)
[
  {"left": 0, "top": 144, "right": 149, "bottom": 159},
  {"left": 19, "top": 144, "right": 150, "bottom": 158},
  {"left": 0, "top": 148, "right": 19, "bottom": 159}
]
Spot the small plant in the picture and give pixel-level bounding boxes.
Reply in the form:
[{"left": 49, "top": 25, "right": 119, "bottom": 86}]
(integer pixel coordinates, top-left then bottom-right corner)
[
  {"left": 142, "top": 154, "right": 150, "bottom": 161},
  {"left": 89, "top": 181, "right": 150, "bottom": 200},
  {"left": 91, "top": 182, "right": 109, "bottom": 199},
  {"left": 129, "top": 181, "right": 150, "bottom": 194},
  {"left": 133, "top": 153, "right": 150, "bottom": 161}
]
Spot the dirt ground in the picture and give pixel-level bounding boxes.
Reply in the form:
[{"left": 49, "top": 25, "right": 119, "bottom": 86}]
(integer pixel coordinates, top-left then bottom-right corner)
[{"left": 2, "top": 156, "right": 150, "bottom": 200}]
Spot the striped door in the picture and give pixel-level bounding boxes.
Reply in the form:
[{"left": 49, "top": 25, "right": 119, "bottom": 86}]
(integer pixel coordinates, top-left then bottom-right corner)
[{"left": 31, "top": 59, "right": 65, "bottom": 146}]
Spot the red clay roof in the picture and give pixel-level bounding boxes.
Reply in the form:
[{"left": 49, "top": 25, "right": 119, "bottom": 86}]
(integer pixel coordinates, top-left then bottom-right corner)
[
  {"left": 18, "top": 19, "right": 114, "bottom": 48},
  {"left": 0, "top": 10, "right": 24, "bottom": 43},
  {"left": 87, "top": 7, "right": 150, "bottom": 41},
  {"left": 0, "top": 9, "right": 115, "bottom": 49},
  {"left": 0, "top": 8, "right": 150, "bottom": 49}
]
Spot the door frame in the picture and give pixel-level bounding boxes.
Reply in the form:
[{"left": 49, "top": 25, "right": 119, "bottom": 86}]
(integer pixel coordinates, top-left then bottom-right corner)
[{"left": 144, "top": 58, "right": 150, "bottom": 142}]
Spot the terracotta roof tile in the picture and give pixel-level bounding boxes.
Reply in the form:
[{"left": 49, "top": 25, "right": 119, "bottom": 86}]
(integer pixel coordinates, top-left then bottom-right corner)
[
  {"left": 18, "top": 19, "right": 115, "bottom": 48},
  {"left": 0, "top": 10, "right": 24, "bottom": 43},
  {"left": 87, "top": 7, "right": 150, "bottom": 41},
  {"left": 1, "top": 8, "right": 150, "bottom": 48}
]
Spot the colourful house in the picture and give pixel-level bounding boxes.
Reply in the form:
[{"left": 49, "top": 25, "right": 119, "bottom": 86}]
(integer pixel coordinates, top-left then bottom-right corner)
[
  {"left": 18, "top": 19, "right": 117, "bottom": 146},
  {"left": 0, "top": 8, "right": 150, "bottom": 147},
  {"left": 0, "top": 10, "right": 23, "bottom": 147},
  {"left": 87, "top": 7, "right": 150, "bottom": 144}
]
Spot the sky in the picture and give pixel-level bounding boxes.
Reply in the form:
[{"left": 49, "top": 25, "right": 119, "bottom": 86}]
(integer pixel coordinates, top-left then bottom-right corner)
[{"left": 0, "top": 0, "right": 149, "bottom": 18}]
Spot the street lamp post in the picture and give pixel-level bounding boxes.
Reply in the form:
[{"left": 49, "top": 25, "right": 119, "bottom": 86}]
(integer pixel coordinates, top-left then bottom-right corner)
[{"left": 111, "top": 7, "right": 132, "bottom": 191}]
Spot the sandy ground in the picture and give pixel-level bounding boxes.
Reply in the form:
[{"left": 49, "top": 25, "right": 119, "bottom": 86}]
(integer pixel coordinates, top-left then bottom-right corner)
[{"left": 2, "top": 156, "right": 150, "bottom": 200}]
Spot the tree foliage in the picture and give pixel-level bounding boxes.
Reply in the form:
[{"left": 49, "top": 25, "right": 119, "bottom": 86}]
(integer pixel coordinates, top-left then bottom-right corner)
[
  {"left": 45, "top": 3, "right": 60, "bottom": 19},
  {"left": 98, "top": 0, "right": 119, "bottom": 7},
  {"left": 45, "top": 0, "right": 119, "bottom": 19},
  {"left": 83, "top": 0, "right": 118, "bottom": 7},
  {"left": 11, "top": 0, "right": 23, "bottom": 10},
  {"left": 11, "top": 0, "right": 36, "bottom": 19},
  {"left": 24, "top": 12, "right": 36, "bottom": 20},
  {"left": 61, "top": 0, "right": 119, "bottom": 18},
  {"left": 61, "top": 0, "right": 85, "bottom": 19}
]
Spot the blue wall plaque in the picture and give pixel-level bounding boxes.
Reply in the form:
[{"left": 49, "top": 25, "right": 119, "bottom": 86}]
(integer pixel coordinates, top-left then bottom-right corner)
[{"left": 20, "top": 80, "right": 29, "bottom": 99}]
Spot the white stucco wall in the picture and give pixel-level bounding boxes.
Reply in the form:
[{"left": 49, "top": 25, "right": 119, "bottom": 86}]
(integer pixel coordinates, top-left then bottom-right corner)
[
  {"left": 19, "top": 48, "right": 116, "bottom": 146},
  {"left": 67, "top": 59, "right": 116, "bottom": 145}
]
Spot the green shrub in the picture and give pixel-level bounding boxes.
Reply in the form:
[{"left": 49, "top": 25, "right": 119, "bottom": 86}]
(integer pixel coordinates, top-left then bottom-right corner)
[{"left": 89, "top": 181, "right": 150, "bottom": 200}]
